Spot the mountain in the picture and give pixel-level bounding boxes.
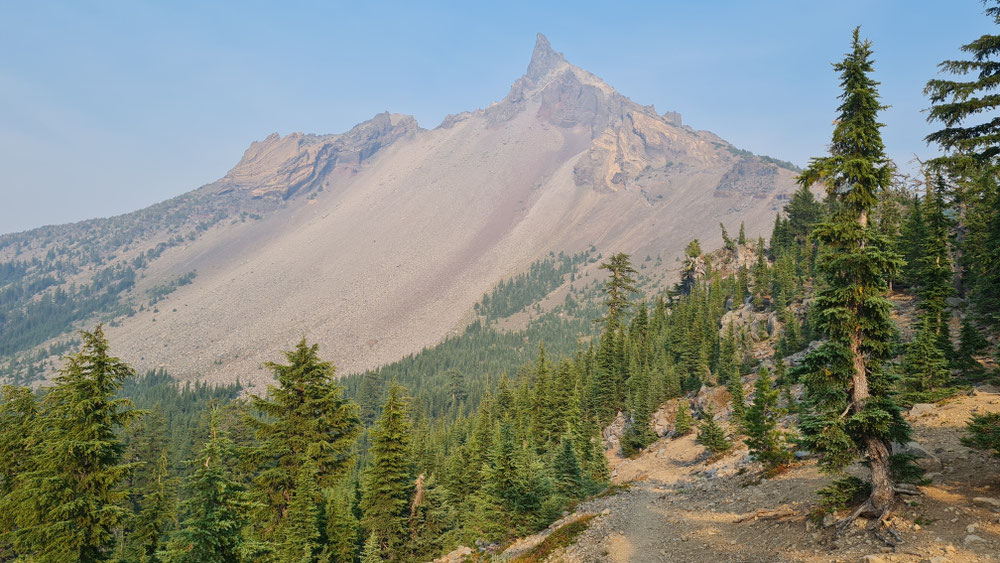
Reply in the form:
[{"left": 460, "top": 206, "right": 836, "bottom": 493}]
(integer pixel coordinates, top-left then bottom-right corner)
[{"left": 0, "top": 34, "right": 799, "bottom": 386}]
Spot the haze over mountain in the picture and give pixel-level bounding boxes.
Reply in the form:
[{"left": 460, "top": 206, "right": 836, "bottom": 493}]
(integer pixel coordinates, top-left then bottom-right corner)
[{"left": 1, "top": 34, "right": 799, "bottom": 385}]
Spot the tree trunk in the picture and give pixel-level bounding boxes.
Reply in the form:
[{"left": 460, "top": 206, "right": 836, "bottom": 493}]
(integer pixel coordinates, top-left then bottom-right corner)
[{"left": 851, "top": 207, "right": 896, "bottom": 515}]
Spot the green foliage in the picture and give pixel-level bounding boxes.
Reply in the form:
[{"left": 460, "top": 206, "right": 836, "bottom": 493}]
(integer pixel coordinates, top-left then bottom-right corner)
[
  {"left": 159, "top": 409, "right": 255, "bottom": 563},
  {"left": 743, "top": 366, "right": 791, "bottom": 470},
  {"left": 0, "top": 325, "right": 143, "bottom": 561},
  {"left": 901, "top": 318, "right": 952, "bottom": 392},
  {"left": 510, "top": 514, "right": 595, "bottom": 563},
  {"left": 323, "top": 484, "right": 360, "bottom": 563},
  {"left": 794, "top": 30, "right": 911, "bottom": 511},
  {"left": 598, "top": 252, "right": 638, "bottom": 328},
  {"left": 817, "top": 476, "right": 871, "bottom": 513},
  {"left": 925, "top": 0, "right": 1000, "bottom": 165},
  {"left": 360, "top": 383, "right": 413, "bottom": 561},
  {"left": 476, "top": 251, "right": 591, "bottom": 321},
  {"left": 963, "top": 412, "right": 1000, "bottom": 457},
  {"left": 245, "top": 339, "right": 361, "bottom": 548},
  {"left": 674, "top": 400, "right": 693, "bottom": 436},
  {"left": 360, "top": 532, "right": 383, "bottom": 563},
  {"left": 696, "top": 404, "right": 731, "bottom": 454}
]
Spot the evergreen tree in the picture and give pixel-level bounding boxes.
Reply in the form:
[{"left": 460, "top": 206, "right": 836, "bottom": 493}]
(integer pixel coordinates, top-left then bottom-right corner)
[
  {"left": 245, "top": 339, "right": 361, "bottom": 546},
  {"left": 743, "top": 366, "right": 791, "bottom": 470},
  {"left": 925, "top": 2, "right": 1000, "bottom": 323},
  {"left": 674, "top": 400, "right": 693, "bottom": 436},
  {"left": 956, "top": 316, "right": 988, "bottom": 371},
  {"left": 925, "top": 0, "right": 1000, "bottom": 166},
  {"left": 1, "top": 326, "right": 142, "bottom": 561},
  {"left": 552, "top": 435, "right": 583, "bottom": 499},
  {"left": 785, "top": 183, "right": 824, "bottom": 244},
  {"left": 408, "top": 474, "right": 451, "bottom": 561},
  {"left": 360, "top": 383, "right": 413, "bottom": 561},
  {"left": 696, "top": 404, "right": 730, "bottom": 454},
  {"left": 598, "top": 253, "right": 638, "bottom": 328},
  {"left": 738, "top": 221, "right": 747, "bottom": 245},
  {"left": 274, "top": 464, "right": 321, "bottom": 563},
  {"left": 901, "top": 319, "right": 951, "bottom": 392},
  {"left": 795, "top": 28, "right": 911, "bottom": 529},
  {"left": 160, "top": 409, "right": 253, "bottom": 563},
  {"left": 915, "top": 178, "right": 955, "bottom": 356},
  {"left": 121, "top": 406, "right": 177, "bottom": 563},
  {"left": 719, "top": 325, "right": 744, "bottom": 421},
  {"left": 323, "top": 484, "right": 360, "bottom": 563},
  {"left": 360, "top": 532, "right": 384, "bottom": 563}
]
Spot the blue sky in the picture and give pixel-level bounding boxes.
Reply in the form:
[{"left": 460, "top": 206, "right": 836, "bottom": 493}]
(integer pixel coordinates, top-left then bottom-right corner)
[{"left": 0, "top": 1, "right": 993, "bottom": 234}]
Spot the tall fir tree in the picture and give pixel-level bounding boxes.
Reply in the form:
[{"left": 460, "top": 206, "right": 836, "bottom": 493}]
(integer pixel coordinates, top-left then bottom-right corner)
[
  {"left": 915, "top": 177, "right": 955, "bottom": 357},
  {"left": 159, "top": 409, "right": 254, "bottom": 563},
  {"left": 0, "top": 326, "right": 142, "bottom": 562},
  {"left": 925, "top": 0, "right": 1000, "bottom": 166},
  {"left": 794, "top": 28, "right": 911, "bottom": 532},
  {"left": 743, "top": 366, "right": 791, "bottom": 470},
  {"left": 245, "top": 339, "right": 361, "bottom": 548},
  {"left": 696, "top": 404, "right": 730, "bottom": 454},
  {"left": 901, "top": 318, "right": 952, "bottom": 392},
  {"left": 360, "top": 383, "right": 413, "bottom": 561}
]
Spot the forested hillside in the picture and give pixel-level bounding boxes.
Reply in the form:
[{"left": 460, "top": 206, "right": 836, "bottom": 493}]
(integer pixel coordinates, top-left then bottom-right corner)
[{"left": 4, "top": 8, "right": 1000, "bottom": 563}]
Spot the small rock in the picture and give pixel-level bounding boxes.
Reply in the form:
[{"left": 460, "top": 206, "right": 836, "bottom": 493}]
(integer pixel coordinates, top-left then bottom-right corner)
[
  {"left": 913, "top": 523, "right": 921, "bottom": 531},
  {"left": 862, "top": 555, "right": 887, "bottom": 563},
  {"left": 967, "top": 523, "right": 979, "bottom": 533},
  {"left": 795, "top": 450, "right": 811, "bottom": 460},
  {"left": 964, "top": 534, "right": 986, "bottom": 544},
  {"left": 973, "top": 497, "right": 1000, "bottom": 509},
  {"left": 909, "top": 403, "right": 935, "bottom": 417},
  {"left": 945, "top": 543, "right": 956, "bottom": 553},
  {"left": 928, "top": 557, "right": 948, "bottom": 563}
]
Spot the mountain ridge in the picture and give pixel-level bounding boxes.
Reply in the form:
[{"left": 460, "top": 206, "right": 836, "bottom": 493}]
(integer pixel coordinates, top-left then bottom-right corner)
[{"left": 1, "top": 33, "right": 801, "bottom": 386}]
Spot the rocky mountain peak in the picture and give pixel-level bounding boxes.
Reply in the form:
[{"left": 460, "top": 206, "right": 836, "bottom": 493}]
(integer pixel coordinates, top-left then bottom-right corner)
[{"left": 525, "top": 32, "right": 567, "bottom": 84}]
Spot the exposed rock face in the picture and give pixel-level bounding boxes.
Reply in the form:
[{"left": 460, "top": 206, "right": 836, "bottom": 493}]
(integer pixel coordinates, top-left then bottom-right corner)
[
  {"left": 714, "top": 158, "right": 780, "bottom": 198},
  {"left": 216, "top": 112, "right": 420, "bottom": 200},
  {"left": 87, "top": 33, "right": 803, "bottom": 385}
]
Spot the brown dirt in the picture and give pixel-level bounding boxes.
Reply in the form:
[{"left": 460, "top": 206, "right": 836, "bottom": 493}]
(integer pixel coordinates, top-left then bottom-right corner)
[{"left": 540, "top": 388, "right": 1000, "bottom": 562}]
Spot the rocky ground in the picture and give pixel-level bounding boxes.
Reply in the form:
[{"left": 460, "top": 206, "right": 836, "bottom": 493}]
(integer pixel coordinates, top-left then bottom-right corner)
[{"left": 501, "top": 385, "right": 1000, "bottom": 562}]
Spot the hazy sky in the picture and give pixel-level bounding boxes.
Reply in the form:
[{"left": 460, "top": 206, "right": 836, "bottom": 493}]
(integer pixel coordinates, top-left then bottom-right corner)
[{"left": 0, "top": 1, "right": 992, "bottom": 235}]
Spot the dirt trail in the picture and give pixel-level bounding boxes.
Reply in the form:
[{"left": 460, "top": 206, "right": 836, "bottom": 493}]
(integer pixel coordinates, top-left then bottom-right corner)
[{"left": 545, "top": 388, "right": 1000, "bottom": 562}]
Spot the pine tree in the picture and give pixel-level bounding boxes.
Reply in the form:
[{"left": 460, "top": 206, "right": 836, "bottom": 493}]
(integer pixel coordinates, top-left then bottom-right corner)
[
  {"left": 915, "top": 178, "right": 955, "bottom": 357},
  {"left": 598, "top": 252, "right": 638, "bottom": 328},
  {"left": 925, "top": 0, "right": 1000, "bottom": 166},
  {"left": 274, "top": 464, "right": 321, "bottom": 563},
  {"left": 743, "top": 366, "right": 791, "bottom": 470},
  {"left": 245, "top": 339, "right": 361, "bottom": 545},
  {"left": 360, "top": 383, "right": 413, "bottom": 561},
  {"left": 552, "top": 435, "right": 583, "bottom": 499},
  {"left": 121, "top": 406, "right": 177, "bottom": 563},
  {"left": 956, "top": 316, "right": 988, "bottom": 371},
  {"left": 738, "top": 221, "right": 747, "bottom": 246},
  {"left": 160, "top": 409, "right": 254, "bottom": 563},
  {"left": 925, "top": 2, "right": 1000, "bottom": 323},
  {"left": 901, "top": 319, "right": 951, "bottom": 392},
  {"left": 323, "top": 484, "right": 360, "bottom": 563},
  {"left": 674, "top": 400, "right": 693, "bottom": 436},
  {"left": 1, "top": 326, "right": 143, "bottom": 561},
  {"left": 719, "top": 324, "right": 744, "bottom": 421},
  {"left": 408, "top": 474, "right": 451, "bottom": 561},
  {"left": 795, "top": 28, "right": 911, "bottom": 529},
  {"left": 696, "top": 404, "right": 730, "bottom": 454},
  {"left": 360, "top": 532, "right": 384, "bottom": 563}
]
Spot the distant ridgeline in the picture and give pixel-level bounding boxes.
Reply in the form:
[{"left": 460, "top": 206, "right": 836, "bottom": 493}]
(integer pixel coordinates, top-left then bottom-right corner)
[{"left": 0, "top": 186, "right": 271, "bottom": 385}]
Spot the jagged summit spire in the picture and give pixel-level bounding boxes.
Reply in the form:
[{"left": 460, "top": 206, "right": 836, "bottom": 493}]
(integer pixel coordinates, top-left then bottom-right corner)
[{"left": 525, "top": 32, "right": 566, "bottom": 83}]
